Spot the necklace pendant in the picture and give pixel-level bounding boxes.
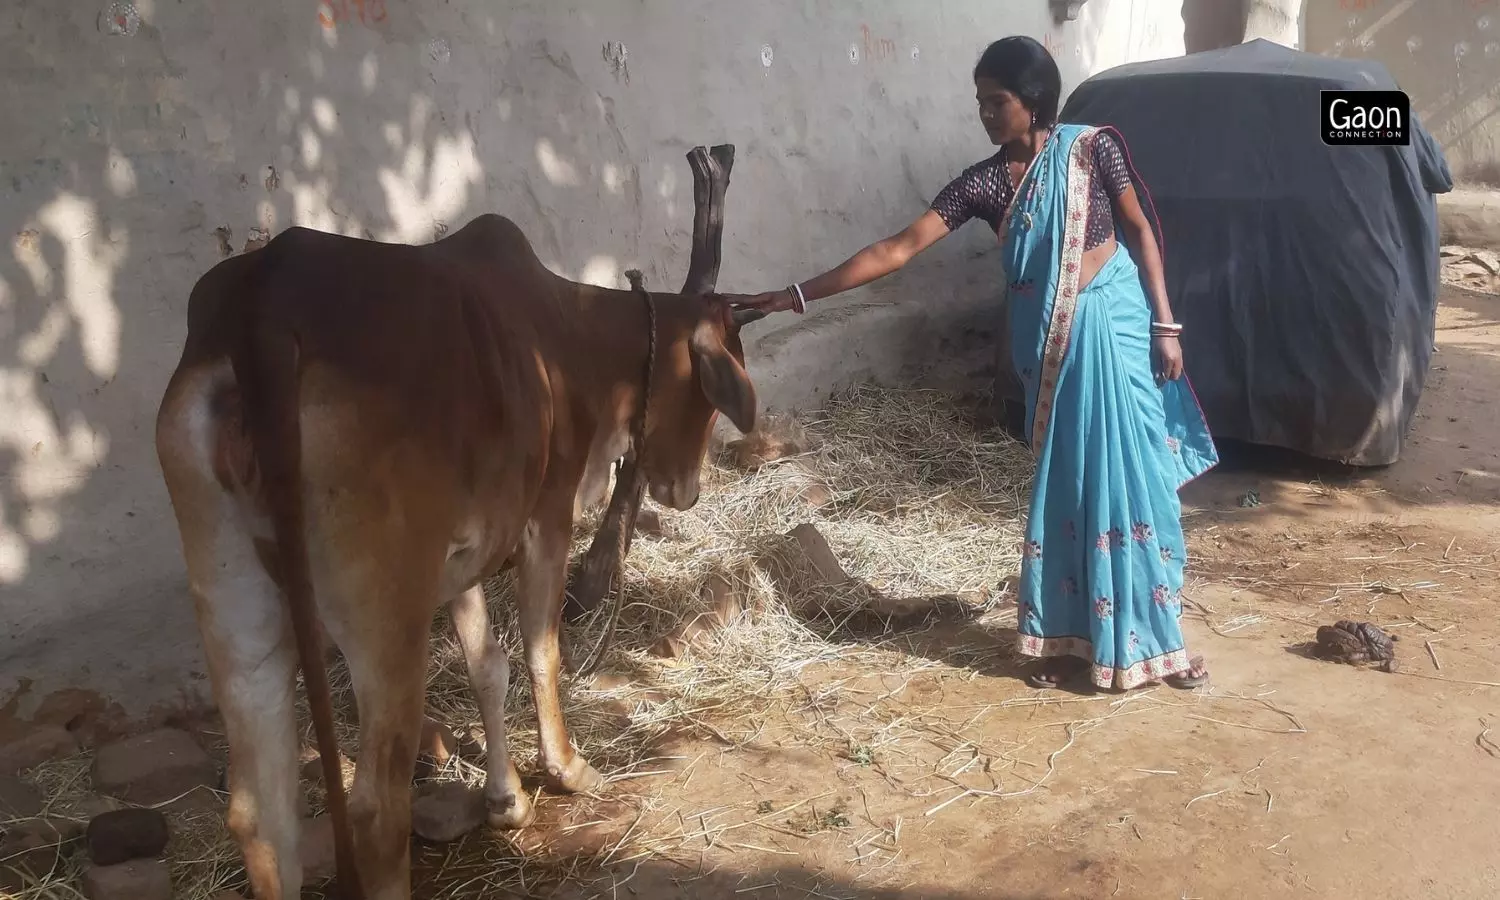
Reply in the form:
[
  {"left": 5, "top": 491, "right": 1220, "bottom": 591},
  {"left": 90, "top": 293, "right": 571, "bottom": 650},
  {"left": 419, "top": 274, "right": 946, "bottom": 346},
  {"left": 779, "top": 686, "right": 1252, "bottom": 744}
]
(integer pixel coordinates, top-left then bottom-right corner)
[{"left": 1022, "top": 211, "right": 1033, "bottom": 230}]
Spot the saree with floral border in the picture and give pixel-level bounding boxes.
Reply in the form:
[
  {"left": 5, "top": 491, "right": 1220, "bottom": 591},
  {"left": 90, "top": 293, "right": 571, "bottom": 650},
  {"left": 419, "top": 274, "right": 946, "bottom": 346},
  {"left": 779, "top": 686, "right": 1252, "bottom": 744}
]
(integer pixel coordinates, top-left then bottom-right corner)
[{"left": 1002, "top": 123, "right": 1218, "bottom": 690}]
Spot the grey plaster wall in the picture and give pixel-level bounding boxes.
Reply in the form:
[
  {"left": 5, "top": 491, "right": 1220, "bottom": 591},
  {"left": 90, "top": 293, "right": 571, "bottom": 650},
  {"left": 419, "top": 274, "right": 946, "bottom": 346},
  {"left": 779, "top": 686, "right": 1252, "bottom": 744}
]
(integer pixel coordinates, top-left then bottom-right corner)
[{"left": 0, "top": 0, "right": 1186, "bottom": 723}]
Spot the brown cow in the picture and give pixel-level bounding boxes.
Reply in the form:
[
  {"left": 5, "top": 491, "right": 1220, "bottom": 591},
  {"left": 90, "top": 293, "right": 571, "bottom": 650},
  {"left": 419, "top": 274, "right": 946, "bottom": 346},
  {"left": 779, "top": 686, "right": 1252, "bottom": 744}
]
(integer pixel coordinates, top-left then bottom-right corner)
[{"left": 154, "top": 202, "right": 757, "bottom": 896}]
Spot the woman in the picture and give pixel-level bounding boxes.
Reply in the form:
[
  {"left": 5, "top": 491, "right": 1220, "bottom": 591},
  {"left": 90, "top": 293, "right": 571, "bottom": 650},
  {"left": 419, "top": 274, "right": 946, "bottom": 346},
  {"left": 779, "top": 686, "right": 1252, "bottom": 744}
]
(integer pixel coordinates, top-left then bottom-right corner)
[{"left": 728, "top": 36, "right": 1219, "bottom": 691}]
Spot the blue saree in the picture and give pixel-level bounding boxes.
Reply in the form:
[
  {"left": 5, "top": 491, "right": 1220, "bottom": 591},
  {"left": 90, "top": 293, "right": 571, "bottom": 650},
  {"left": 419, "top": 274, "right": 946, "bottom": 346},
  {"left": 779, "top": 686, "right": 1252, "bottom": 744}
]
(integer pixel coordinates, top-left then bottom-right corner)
[{"left": 1003, "top": 124, "right": 1219, "bottom": 690}]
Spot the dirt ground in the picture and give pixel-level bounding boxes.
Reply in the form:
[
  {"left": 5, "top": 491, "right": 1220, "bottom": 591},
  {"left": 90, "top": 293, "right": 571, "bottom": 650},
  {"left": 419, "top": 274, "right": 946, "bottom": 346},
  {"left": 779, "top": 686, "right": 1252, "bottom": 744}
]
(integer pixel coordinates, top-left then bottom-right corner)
[{"left": 467, "top": 282, "right": 1500, "bottom": 900}]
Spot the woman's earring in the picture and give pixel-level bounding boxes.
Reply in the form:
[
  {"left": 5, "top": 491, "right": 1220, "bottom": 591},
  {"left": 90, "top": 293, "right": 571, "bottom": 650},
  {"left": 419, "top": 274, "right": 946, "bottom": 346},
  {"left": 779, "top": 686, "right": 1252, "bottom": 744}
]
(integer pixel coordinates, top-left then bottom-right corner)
[{"left": 1031, "top": 111, "right": 1037, "bottom": 128}]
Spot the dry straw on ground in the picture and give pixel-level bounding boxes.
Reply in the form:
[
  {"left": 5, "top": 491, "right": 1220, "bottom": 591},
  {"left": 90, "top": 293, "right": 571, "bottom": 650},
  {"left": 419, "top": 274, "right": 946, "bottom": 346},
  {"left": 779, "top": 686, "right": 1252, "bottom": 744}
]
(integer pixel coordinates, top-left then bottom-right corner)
[{"left": 13, "top": 384, "right": 1037, "bottom": 899}]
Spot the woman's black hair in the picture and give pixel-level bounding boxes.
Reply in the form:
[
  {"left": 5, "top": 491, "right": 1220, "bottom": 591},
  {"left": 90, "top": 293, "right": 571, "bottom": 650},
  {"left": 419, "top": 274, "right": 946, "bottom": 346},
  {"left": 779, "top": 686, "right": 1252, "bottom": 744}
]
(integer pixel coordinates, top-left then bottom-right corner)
[{"left": 973, "top": 36, "right": 1062, "bottom": 129}]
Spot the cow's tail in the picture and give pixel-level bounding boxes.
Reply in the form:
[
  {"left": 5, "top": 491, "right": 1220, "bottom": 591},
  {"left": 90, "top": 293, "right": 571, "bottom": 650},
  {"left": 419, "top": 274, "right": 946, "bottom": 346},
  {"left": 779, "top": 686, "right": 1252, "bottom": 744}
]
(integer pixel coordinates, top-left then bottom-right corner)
[{"left": 231, "top": 323, "right": 365, "bottom": 900}]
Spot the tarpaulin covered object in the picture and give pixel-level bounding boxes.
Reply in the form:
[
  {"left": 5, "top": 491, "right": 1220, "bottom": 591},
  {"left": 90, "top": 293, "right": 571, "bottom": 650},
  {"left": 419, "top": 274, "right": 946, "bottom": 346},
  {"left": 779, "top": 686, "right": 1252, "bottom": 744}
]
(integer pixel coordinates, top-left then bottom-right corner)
[{"left": 1057, "top": 40, "right": 1453, "bottom": 466}]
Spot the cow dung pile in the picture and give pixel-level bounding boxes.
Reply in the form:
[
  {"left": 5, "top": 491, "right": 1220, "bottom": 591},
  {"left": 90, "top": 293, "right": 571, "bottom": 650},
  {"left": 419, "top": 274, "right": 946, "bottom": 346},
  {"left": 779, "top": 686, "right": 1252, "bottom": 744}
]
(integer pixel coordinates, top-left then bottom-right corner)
[{"left": 11, "top": 383, "right": 1035, "bottom": 899}]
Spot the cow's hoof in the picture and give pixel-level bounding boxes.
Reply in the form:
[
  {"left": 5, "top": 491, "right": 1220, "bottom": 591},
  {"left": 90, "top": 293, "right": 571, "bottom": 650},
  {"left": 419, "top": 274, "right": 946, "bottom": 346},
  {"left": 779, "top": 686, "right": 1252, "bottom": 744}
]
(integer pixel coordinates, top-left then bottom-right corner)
[
  {"left": 545, "top": 756, "right": 605, "bottom": 794},
  {"left": 486, "top": 792, "right": 535, "bottom": 830}
]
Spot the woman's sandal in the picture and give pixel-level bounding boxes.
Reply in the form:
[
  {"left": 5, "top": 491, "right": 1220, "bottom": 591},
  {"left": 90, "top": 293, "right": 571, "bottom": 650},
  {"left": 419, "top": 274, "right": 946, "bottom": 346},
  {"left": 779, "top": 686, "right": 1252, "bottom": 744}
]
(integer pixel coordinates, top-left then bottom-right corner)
[
  {"left": 1162, "top": 655, "right": 1210, "bottom": 689},
  {"left": 1027, "top": 658, "right": 1089, "bottom": 689},
  {"left": 1030, "top": 656, "right": 1209, "bottom": 690}
]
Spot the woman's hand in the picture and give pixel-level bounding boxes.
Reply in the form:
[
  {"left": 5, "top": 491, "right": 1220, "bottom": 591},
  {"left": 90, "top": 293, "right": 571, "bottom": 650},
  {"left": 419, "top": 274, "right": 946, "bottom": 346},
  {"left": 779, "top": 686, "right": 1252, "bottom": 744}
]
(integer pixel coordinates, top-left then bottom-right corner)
[
  {"left": 725, "top": 290, "right": 797, "bottom": 315},
  {"left": 1153, "top": 335, "right": 1183, "bottom": 383}
]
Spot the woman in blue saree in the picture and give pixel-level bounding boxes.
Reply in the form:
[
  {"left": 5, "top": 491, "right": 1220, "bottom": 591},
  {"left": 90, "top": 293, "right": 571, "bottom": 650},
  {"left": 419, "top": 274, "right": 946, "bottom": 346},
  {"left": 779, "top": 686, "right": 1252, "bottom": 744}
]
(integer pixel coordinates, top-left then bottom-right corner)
[{"left": 728, "top": 36, "right": 1219, "bottom": 691}]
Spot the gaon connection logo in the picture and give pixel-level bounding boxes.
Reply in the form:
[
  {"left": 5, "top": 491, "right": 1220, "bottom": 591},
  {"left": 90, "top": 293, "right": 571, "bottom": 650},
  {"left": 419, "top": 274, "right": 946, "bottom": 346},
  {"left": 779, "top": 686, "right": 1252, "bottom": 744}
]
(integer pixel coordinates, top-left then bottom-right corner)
[{"left": 1320, "top": 90, "right": 1411, "bottom": 146}]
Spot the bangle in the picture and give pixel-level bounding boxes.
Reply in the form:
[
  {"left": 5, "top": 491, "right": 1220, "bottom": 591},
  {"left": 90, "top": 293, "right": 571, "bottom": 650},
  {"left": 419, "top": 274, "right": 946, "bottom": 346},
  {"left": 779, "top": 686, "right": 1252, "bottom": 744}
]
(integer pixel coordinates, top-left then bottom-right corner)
[
  {"left": 1150, "top": 321, "right": 1182, "bottom": 336},
  {"left": 786, "top": 283, "right": 808, "bottom": 314}
]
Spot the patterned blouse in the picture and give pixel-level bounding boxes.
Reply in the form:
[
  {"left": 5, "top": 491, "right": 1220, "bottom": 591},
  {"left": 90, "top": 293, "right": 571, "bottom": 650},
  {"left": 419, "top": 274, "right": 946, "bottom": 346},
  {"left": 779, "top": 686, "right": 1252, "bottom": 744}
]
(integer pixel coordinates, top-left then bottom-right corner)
[{"left": 930, "top": 130, "right": 1133, "bottom": 250}]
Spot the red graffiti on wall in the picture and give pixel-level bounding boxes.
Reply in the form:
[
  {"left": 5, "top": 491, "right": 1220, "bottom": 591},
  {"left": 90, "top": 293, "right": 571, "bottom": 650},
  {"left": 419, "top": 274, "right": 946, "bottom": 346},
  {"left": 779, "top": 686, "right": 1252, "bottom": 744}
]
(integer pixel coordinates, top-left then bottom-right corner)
[
  {"left": 1043, "top": 32, "right": 1066, "bottom": 58},
  {"left": 860, "top": 24, "right": 899, "bottom": 61},
  {"left": 1338, "top": 0, "right": 1369, "bottom": 10},
  {"left": 1470, "top": 0, "right": 1494, "bottom": 9},
  {"left": 318, "top": 0, "right": 387, "bottom": 29}
]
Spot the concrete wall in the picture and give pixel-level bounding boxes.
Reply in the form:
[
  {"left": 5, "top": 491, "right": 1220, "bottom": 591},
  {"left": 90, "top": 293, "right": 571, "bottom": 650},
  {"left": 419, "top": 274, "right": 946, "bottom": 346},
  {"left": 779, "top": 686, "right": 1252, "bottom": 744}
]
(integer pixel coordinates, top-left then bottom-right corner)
[
  {"left": 0, "top": 0, "right": 1185, "bottom": 728},
  {"left": 1243, "top": 0, "right": 1303, "bottom": 46},
  {"left": 1304, "top": 0, "right": 1500, "bottom": 187},
  {"left": 1182, "top": 0, "right": 1305, "bottom": 54}
]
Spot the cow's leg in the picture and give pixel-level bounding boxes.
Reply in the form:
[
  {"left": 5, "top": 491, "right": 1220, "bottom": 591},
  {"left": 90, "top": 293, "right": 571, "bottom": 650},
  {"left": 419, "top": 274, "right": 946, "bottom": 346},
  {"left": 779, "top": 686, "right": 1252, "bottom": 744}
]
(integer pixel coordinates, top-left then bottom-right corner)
[
  {"left": 449, "top": 585, "right": 533, "bottom": 828},
  {"left": 516, "top": 514, "right": 605, "bottom": 793},
  {"left": 319, "top": 572, "right": 432, "bottom": 900},
  {"left": 195, "top": 541, "right": 304, "bottom": 899},
  {"left": 157, "top": 376, "right": 302, "bottom": 899}
]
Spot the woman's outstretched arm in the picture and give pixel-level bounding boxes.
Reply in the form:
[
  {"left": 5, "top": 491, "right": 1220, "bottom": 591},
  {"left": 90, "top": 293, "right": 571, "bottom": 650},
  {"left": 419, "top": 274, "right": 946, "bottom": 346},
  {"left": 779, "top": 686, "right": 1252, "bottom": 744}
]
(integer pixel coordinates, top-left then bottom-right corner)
[
  {"left": 798, "top": 210, "right": 952, "bottom": 301},
  {"left": 726, "top": 209, "right": 952, "bottom": 314}
]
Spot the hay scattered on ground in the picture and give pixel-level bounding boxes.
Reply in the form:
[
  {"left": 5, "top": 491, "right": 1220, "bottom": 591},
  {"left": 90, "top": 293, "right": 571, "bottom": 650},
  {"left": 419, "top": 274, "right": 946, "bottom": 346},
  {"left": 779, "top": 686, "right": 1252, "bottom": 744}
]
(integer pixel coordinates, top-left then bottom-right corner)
[
  {"left": 13, "top": 384, "right": 1038, "bottom": 899},
  {"left": 425, "top": 384, "right": 1035, "bottom": 791}
]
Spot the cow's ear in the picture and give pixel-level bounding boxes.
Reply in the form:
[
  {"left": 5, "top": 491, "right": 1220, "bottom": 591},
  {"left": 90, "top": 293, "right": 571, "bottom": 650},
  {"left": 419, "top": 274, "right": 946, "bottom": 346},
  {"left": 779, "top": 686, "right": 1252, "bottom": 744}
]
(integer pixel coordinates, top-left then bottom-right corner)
[{"left": 690, "top": 323, "right": 757, "bottom": 435}]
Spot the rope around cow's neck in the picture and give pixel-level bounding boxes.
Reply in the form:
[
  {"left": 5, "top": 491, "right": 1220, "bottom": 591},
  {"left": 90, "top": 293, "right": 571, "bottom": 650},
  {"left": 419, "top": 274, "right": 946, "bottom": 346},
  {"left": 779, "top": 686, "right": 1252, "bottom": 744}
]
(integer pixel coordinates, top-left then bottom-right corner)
[{"left": 576, "top": 271, "right": 655, "bottom": 678}]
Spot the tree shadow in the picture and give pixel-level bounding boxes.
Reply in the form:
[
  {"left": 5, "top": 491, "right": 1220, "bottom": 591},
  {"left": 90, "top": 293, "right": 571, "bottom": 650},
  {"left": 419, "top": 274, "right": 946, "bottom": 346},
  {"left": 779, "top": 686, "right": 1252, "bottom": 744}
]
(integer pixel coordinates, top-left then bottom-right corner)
[{"left": 2, "top": 2, "right": 702, "bottom": 732}]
